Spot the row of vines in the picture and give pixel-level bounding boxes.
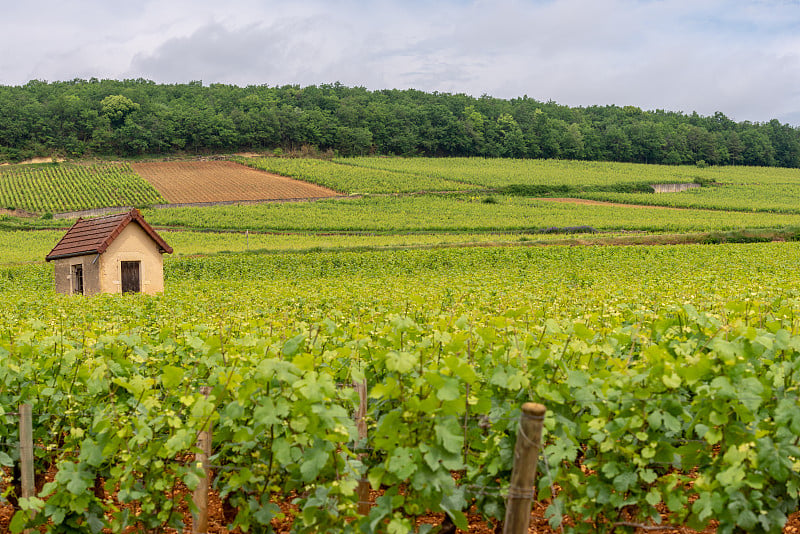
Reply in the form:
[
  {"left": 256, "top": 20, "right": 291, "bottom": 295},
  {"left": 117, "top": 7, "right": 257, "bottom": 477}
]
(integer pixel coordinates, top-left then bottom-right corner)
[
  {"left": 236, "top": 155, "right": 800, "bottom": 215},
  {"left": 3, "top": 244, "right": 800, "bottom": 532},
  {"left": 3, "top": 299, "right": 800, "bottom": 533},
  {"left": 233, "top": 157, "right": 475, "bottom": 194},
  {"left": 141, "top": 194, "right": 800, "bottom": 234},
  {"left": 578, "top": 184, "right": 800, "bottom": 214},
  {"left": 4, "top": 156, "right": 800, "bottom": 218},
  {"left": 338, "top": 157, "right": 702, "bottom": 189},
  {"left": 337, "top": 156, "right": 800, "bottom": 213},
  {"left": 0, "top": 163, "right": 165, "bottom": 213}
]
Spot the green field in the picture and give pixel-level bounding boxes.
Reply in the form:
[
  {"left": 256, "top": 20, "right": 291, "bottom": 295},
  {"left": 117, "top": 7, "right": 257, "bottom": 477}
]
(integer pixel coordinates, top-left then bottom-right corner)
[
  {"left": 3, "top": 228, "right": 608, "bottom": 265},
  {"left": 579, "top": 182, "right": 800, "bottom": 213},
  {"left": 240, "top": 156, "right": 800, "bottom": 215},
  {"left": 4, "top": 157, "right": 800, "bottom": 533},
  {"left": 342, "top": 156, "right": 800, "bottom": 187},
  {"left": 340, "top": 157, "right": 800, "bottom": 213},
  {"left": 140, "top": 194, "right": 800, "bottom": 234},
  {"left": 235, "top": 156, "right": 476, "bottom": 194},
  {"left": 340, "top": 156, "right": 700, "bottom": 188},
  {"left": 3, "top": 157, "right": 800, "bottom": 220}
]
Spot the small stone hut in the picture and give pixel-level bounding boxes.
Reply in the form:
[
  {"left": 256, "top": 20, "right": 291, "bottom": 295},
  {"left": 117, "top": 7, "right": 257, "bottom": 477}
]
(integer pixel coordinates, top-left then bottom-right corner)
[{"left": 45, "top": 209, "right": 173, "bottom": 295}]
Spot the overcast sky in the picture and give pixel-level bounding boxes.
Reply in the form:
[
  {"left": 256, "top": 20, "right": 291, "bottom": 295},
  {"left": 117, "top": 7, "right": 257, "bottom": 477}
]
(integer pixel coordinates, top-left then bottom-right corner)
[{"left": 2, "top": 0, "right": 800, "bottom": 125}]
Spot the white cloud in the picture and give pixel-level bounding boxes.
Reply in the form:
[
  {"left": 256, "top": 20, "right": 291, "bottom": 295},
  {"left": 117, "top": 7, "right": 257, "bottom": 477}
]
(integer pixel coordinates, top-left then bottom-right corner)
[{"left": 1, "top": 0, "right": 799, "bottom": 124}]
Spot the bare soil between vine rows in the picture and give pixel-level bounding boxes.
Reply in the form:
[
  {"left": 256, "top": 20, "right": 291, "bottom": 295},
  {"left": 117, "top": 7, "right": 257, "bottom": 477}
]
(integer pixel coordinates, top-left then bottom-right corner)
[
  {"left": 3, "top": 485, "right": 800, "bottom": 533},
  {"left": 131, "top": 161, "right": 341, "bottom": 204}
]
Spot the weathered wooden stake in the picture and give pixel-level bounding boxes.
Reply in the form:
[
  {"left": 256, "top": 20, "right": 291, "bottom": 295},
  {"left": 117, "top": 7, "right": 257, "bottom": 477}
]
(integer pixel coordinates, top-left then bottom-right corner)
[
  {"left": 192, "top": 387, "right": 212, "bottom": 534},
  {"left": 19, "top": 404, "right": 34, "bottom": 500},
  {"left": 503, "top": 402, "right": 546, "bottom": 534},
  {"left": 353, "top": 379, "right": 370, "bottom": 515},
  {"left": 19, "top": 404, "right": 35, "bottom": 533}
]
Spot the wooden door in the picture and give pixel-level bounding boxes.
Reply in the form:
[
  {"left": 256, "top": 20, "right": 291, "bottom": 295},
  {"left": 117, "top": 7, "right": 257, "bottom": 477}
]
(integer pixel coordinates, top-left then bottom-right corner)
[{"left": 121, "top": 261, "right": 141, "bottom": 293}]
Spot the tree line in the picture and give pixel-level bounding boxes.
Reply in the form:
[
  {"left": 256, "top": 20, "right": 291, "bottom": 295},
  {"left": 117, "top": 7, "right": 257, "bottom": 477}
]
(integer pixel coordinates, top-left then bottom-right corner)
[{"left": 1, "top": 78, "right": 798, "bottom": 167}]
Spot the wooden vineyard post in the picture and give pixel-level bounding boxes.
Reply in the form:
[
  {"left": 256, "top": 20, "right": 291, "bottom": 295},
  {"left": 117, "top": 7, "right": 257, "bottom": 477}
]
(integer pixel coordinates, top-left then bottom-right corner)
[
  {"left": 19, "top": 403, "right": 35, "bottom": 533},
  {"left": 503, "top": 402, "right": 546, "bottom": 534},
  {"left": 192, "top": 386, "right": 212, "bottom": 534},
  {"left": 353, "top": 379, "right": 370, "bottom": 515},
  {"left": 19, "top": 404, "right": 34, "bottom": 501}
]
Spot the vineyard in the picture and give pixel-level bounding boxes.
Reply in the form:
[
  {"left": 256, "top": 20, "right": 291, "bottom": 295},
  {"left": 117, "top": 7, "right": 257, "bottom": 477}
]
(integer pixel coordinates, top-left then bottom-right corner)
[
  {"left": 3, "top": 157, "right": 800, "bottom": 219},
  {"left": 3, "top": 244, "right": 800, "bottom": 533},
  {"left": 577, "top": 183, "right": 800, "bottom": 214},
  {"left": 236, "top": 156, "right": 800, "bottom": 214},
  {"left": 140, "top": 194, "right": 800, "bottom": 234},
  {"left": 236, "top": 156, "right": 672, "bottom": 195},
  {"left": 338, "top": 156, "right": 800, "bottom": 187},
  {"left": 233, "top": 157, "right": 476, "bottom": 194},
  {"left": 337, "top": 157, "right": 701, "bottom": 189},
  {"left": 4, "top": 156, "right": 800, "bottom": 533},
  {"left": 0, "top": 228, "right": 597, "bottom": 265},
  {"left": 0, "top": 163, "right": 165, "bottom": 213}
]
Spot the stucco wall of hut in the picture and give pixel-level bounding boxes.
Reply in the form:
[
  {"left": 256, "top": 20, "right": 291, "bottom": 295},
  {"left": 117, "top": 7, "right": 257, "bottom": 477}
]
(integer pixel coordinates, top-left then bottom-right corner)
[
  {"left": 53, "top": 255, "right": 102, "bottom": 295},
  {"left": 53, "top": 259, "right": 71, "bottom": 294},
  {"left": 98, "top": 223, "right": 165, "bottom": 295},
  {"left": 651, "top": 183, "right": 701, "bottom": 193}
]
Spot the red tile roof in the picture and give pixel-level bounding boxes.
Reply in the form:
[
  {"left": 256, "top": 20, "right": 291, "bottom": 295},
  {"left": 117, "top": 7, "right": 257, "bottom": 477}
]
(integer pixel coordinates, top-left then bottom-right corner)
[{"left": 45, "top": 209, "right": 173, "bottom": 261}]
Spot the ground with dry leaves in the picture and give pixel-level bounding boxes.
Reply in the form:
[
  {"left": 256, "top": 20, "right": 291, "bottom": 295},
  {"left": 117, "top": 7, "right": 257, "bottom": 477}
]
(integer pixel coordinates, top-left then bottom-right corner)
[{"left": 3, "top": 485, "right": 800, "bottom": 533}]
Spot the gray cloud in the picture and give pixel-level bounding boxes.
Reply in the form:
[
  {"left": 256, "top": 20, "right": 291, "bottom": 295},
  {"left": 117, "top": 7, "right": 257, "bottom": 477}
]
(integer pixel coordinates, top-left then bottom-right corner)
[{"left": 2, "top": 0, "right": 800, "bottom": 124}]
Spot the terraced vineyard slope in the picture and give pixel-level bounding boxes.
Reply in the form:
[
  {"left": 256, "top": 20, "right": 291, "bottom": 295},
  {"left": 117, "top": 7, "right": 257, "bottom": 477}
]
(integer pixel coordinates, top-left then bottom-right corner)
[
  {"left": 0, "top": 162, "right": 165, "bottom": 213},
  {"left": 339, "top": 156, "right": 697, "bottom": 190},
  {"left": 336, "top": 156, "right": 800, "bottom": 213},
  {"left": 235, "top": 156, "right": 476, "bottom": 194}
]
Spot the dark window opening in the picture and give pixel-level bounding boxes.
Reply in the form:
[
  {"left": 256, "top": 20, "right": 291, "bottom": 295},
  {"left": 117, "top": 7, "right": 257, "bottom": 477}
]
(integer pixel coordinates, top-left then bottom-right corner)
[
  {"left": 71, "top": 264, "right": 84, "bottom": 295},
  {"left": 121, "top": 261, "right": 141, "bottom": 294}
]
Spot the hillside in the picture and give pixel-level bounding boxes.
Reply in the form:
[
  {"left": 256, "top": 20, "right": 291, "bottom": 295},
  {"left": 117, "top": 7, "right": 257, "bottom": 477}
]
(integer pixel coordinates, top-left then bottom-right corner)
[
  {"left": 3, "top": 156, "right": 800, "bottom": 264},
  {"left": 1, "top": 80, "right": 798, "bottom": 167},
  {"left": 6, "top": 156, "right": 800, "bottom": 216}
]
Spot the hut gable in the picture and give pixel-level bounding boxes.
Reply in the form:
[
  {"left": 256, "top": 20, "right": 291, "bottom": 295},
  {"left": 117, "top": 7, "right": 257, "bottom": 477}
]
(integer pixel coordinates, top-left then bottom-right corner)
[
  {"left": 46, "top": 209, "right": 172, "bottom": 295},
  {"left": 46, "top": 209, "right": 172, "bottom": 261}
]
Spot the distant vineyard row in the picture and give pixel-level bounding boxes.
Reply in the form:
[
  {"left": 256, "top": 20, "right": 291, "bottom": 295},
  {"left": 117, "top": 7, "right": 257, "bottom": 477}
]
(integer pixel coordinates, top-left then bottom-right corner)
[
  {"left": 238, "top": 156, "right": 800, "bottom": 214},
  {"left": 341, "top": 156, "right": 800, "bottom": 186},
  {"left": 4, "top": 157, "right": 800, "bottom": 220},
  {"left": 237, "top": 156, "right": 690, "bottom": 194},
  {"left": 234, "top": 156, "right": 476, "bottom": 193},
  {"left": 141, "top": 194, "right": 800, "bottom": 234},
  {"left": 0, "top": 163, "right": 164, "bottom": 213}
]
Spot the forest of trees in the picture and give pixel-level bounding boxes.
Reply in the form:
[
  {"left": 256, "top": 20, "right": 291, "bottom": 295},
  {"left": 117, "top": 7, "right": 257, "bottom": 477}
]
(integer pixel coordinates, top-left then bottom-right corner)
[{"left": 1, "top": 78, "right": 799, "bottom": 167}]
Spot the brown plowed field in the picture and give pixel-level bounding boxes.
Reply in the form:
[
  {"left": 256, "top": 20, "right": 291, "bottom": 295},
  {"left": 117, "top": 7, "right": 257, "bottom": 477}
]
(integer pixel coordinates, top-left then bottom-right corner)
[{"left": 130, "top": 161, "right": 341, "bottom": 204}]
